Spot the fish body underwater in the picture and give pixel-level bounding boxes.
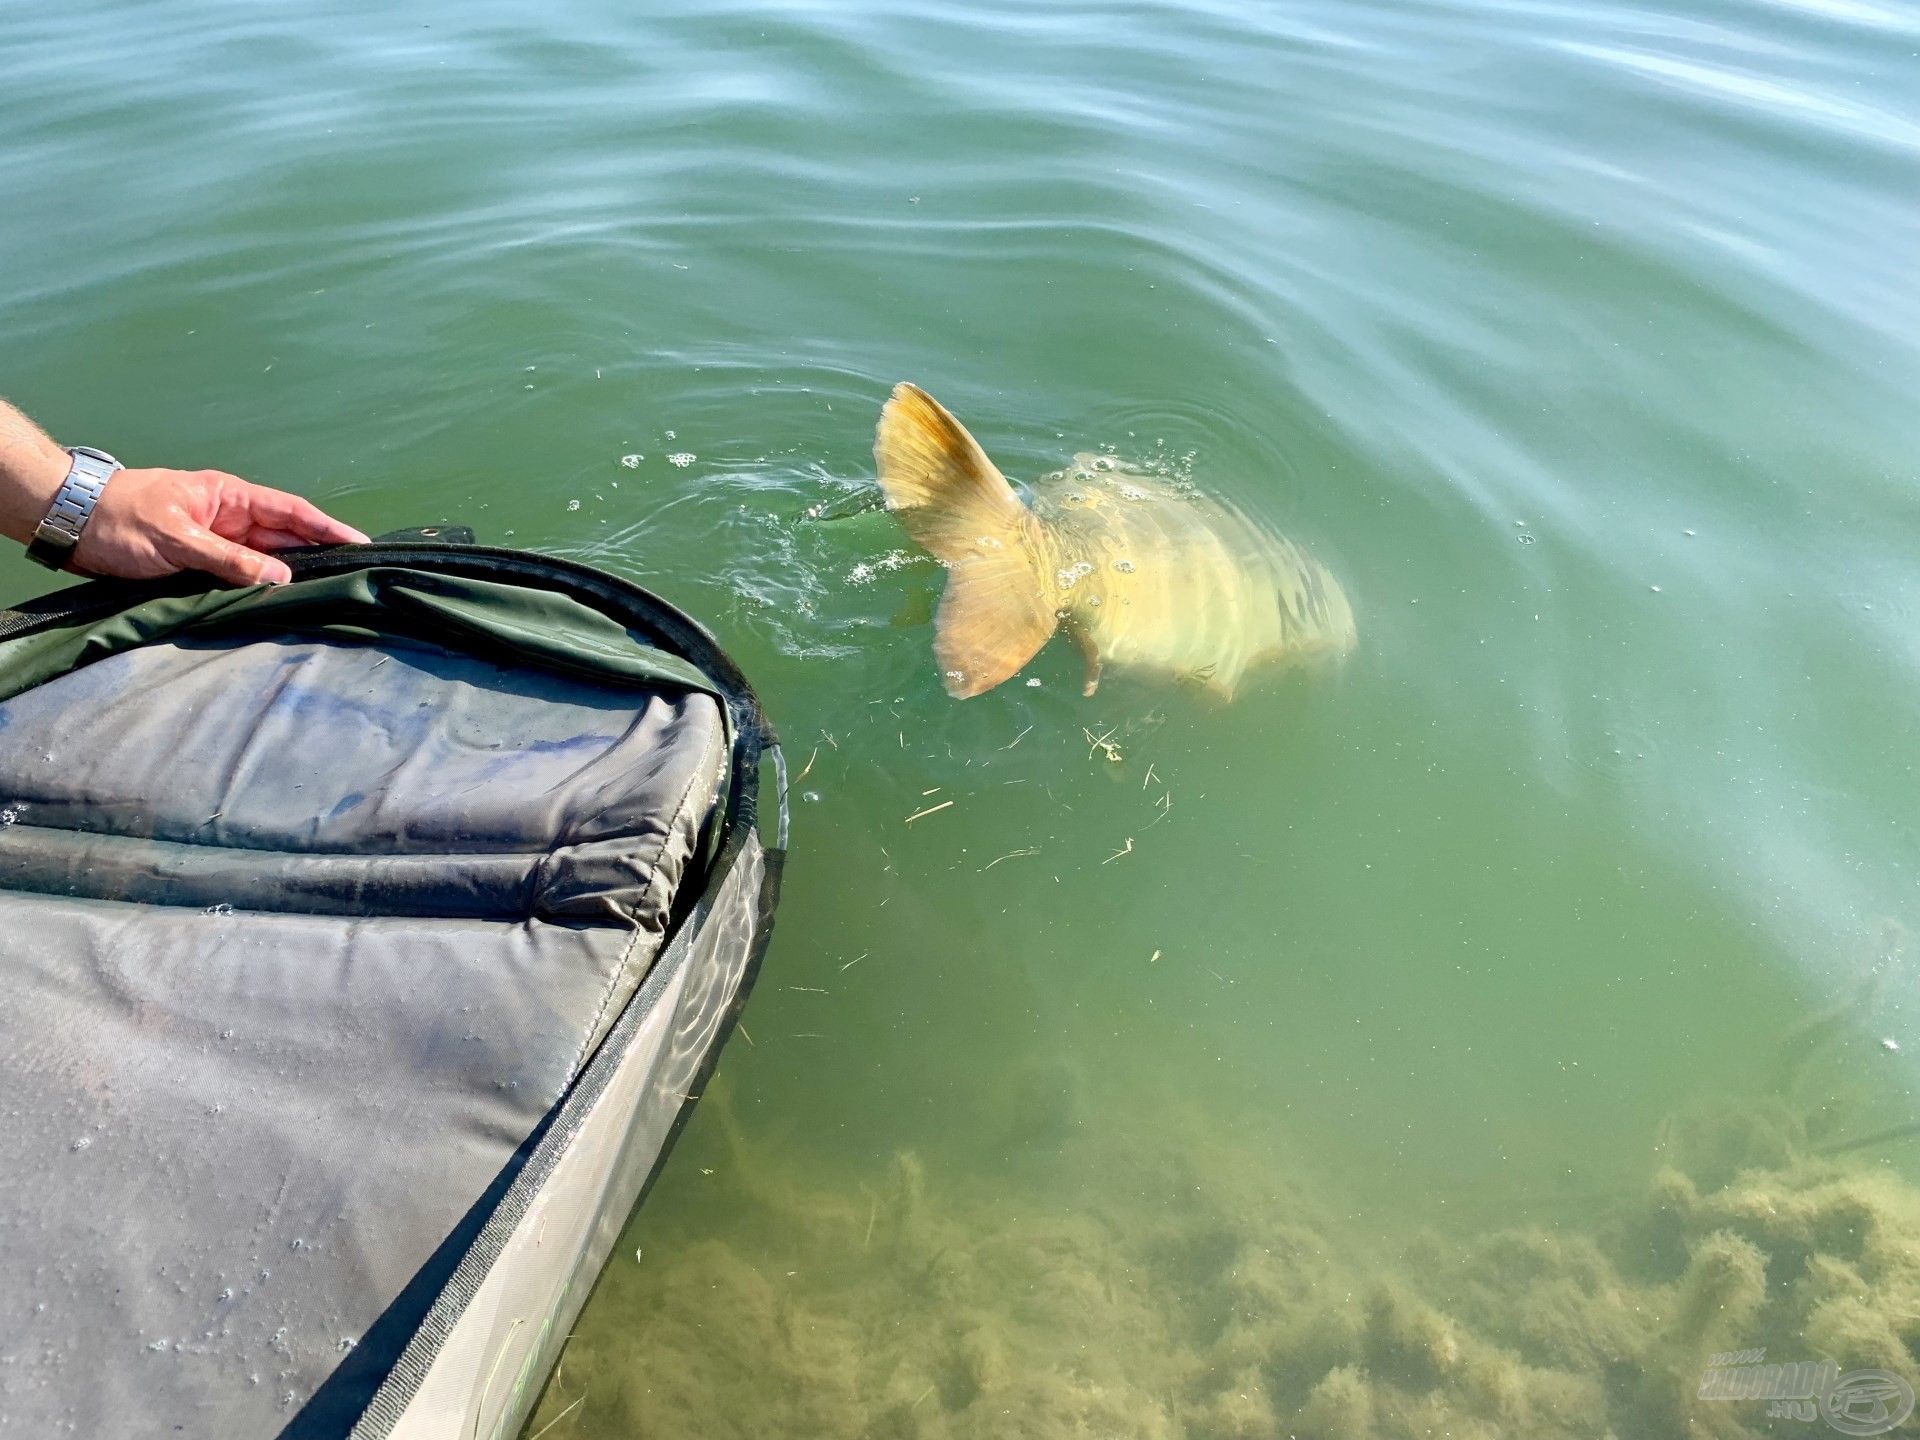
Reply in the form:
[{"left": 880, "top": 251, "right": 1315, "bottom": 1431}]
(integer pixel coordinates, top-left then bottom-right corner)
[{"left": 873, "top": 382, "right": 1356, "bottom": 699}]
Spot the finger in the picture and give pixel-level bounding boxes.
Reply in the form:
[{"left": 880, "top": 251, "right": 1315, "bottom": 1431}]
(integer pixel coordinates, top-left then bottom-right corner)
[
  {"left": 239, "top": 526, "right": 315, "bottom": 552},
  {"left": 236, "top": 482, "right": 369, "bottom": 545},
  {"left": 171, "top": 527, "right": 294, "bottom": 586}
]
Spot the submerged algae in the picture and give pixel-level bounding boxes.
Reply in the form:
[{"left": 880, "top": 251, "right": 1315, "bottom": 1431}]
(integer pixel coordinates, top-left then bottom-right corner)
[{"left": 526, "top": 1079, "right": 1920, "bottom": 1440}]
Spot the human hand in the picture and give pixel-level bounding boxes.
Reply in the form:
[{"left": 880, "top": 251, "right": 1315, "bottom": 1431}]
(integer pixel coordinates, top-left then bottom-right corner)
[{"left": 73, "top": 467, "right": 369, "bottom": 586}]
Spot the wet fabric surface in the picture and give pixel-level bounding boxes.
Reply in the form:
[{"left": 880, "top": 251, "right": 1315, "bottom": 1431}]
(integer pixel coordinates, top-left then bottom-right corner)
[
  {"left": 0, "top": 629, "right": 726, "bottom": 1437},
  {"left": 0, "top": 635, "right": 724, "bottom": 926}
]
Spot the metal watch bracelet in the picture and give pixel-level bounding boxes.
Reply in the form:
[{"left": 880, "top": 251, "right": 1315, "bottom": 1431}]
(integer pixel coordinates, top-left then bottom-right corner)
[{"left": 26, "top": 446, "right": 121, "bottom": 570}]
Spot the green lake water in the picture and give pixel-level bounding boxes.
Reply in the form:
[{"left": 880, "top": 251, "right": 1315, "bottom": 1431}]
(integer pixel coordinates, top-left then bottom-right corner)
[{"left": 6, "top": 1, "right": 1920, "bottom": 1435}]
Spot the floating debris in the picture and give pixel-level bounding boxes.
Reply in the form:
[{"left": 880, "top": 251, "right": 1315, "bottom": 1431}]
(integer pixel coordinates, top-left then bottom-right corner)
[
  {"left": 904, "top": 800, "right": 954, "bottom": 824},
  {"left": 981, "top": 848, "right": 1040, "bottom": 871}
]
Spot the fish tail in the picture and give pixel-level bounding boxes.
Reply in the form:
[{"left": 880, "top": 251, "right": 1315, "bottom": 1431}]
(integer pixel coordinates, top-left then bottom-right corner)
[{"left": 874, "top": 382, "right": 1057, "bottom": 698}]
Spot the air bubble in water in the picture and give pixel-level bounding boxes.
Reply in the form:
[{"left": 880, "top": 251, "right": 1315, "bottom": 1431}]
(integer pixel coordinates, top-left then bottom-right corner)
[
  {"left": 1026, "top": 678, "right": 1042, "bottom": 688},
  {"left": 207, "top": 903, "right": 234, "bottom": 917},
  {"left": 668, "top": 452, "right": 696, "bottom": 468},
  {"left": 70, "top": 1136, "right": 92, "bottom": 1152},
  {"left": 1112, "top": 559, "right": 1136, "bottom": 573},
  {"left": 619, "top": 454, "right": 643, "bottom": 468},
  {"left": 567, "top": 499, "right": 580, "bottom": 512},
  {"left": 845, "top": 550, "right": 919, "bottom": 587}
]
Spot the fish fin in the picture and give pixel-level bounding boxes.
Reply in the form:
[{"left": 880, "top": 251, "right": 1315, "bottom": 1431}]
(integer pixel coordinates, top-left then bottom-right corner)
[
  {"left": 934, "top": 552, "right": 1057, "bottom": 698},
  {"left": 1183, "top": 660, "right": 1238, "bottom": 702},
  {"left": 874, "top": 382, "right": 1029, "bottom": 560},
  {"left": 1068, "top": 625, "right": 1103, "bottom": 696},
  {"left": 876, "top": 383, "right": 1055, "bottom": 698}
]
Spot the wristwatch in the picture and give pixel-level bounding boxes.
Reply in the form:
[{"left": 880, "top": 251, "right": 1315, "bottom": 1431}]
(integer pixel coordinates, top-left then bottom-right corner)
[{"left": 27, "top": 446, "right": 122, "bottom": 570}]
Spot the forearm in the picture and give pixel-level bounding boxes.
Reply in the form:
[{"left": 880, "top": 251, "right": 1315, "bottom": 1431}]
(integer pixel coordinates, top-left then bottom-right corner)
[{"left": 0, "top": 398, "right": 72, "bottom": 545}]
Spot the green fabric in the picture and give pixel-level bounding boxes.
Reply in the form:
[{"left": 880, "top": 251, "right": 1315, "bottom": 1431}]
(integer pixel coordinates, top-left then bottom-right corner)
[{"left": 0, "top": 567, "right": 722, "bottom": 704}]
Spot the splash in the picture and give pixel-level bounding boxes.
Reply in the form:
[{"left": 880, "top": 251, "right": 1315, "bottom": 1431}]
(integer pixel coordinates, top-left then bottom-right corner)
[{"left": 845, "top": 550, "right": 927, "bottom": 587}]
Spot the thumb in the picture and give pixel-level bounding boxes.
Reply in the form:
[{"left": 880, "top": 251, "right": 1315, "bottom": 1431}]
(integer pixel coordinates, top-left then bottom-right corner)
[{"left": 174, "top": 527, "right": 294, "bottom": 586}]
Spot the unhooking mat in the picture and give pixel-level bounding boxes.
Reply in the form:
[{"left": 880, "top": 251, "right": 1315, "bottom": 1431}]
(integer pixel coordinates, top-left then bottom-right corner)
[{"left": 0, "top": 544, "right": 782, "bottom": 1439}]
